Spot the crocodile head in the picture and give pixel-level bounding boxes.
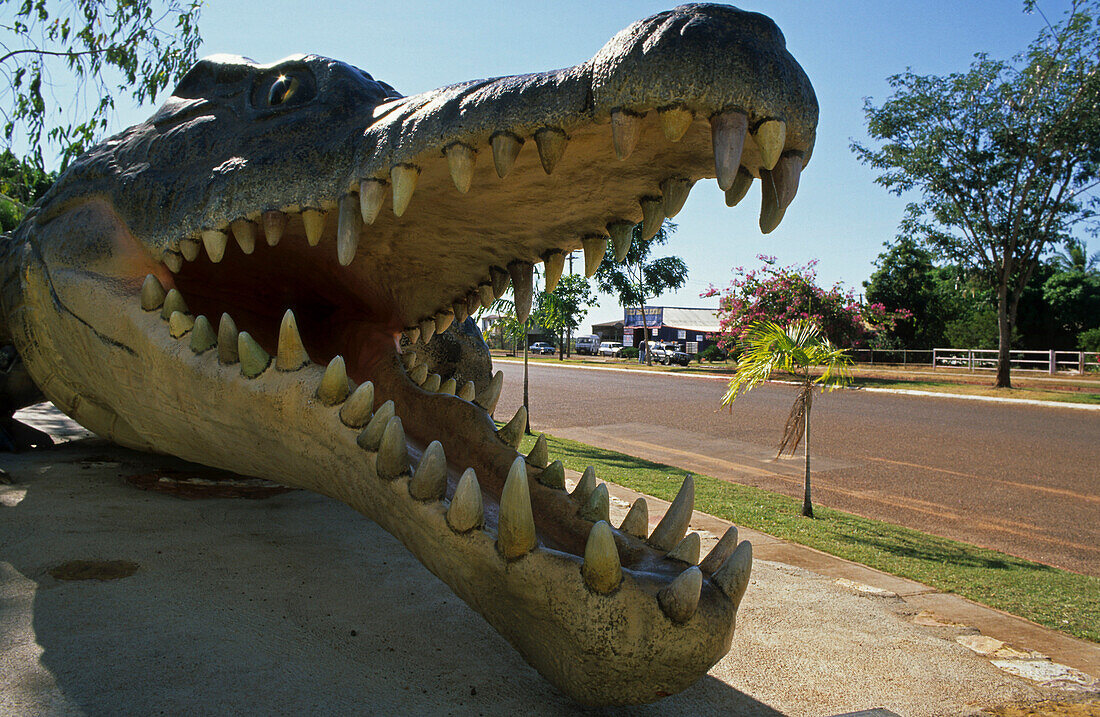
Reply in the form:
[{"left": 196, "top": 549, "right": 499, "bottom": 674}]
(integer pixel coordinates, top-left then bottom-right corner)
[{"left": 0, "top": 4, "right": 816, "bottom": 705}]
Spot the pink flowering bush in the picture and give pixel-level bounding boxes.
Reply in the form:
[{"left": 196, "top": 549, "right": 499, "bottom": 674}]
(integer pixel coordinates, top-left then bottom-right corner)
[{"left": 703, "top": 255, "right": 908, "bottom": 351}]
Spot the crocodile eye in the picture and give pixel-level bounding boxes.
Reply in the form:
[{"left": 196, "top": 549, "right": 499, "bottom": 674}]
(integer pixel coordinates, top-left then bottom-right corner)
[{"left": 267, "top": 75, "right": 299, "bottom": 106}]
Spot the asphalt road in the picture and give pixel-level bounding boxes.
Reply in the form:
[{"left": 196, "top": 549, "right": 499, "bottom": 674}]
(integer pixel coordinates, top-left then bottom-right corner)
[{"left": 494, "top": 360, "right": 1100, "bottom": 577}]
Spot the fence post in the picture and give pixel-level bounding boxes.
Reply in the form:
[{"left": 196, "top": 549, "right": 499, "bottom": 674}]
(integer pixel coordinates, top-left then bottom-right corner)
[
  {"left": 902, "top": 349, "right": 907, "bottom": 366},
  {"left": 1049, "top": 350, "right": 1057, "bottom": 376},
  {"left": 968, "top": 349, "right": 973, "bottom": 371},
  {"left": 1080, "top": 352, "right": 1086, "bottom": 375},
  {"left": 869, "top": 348, "right": 874, "bottom": 366}
]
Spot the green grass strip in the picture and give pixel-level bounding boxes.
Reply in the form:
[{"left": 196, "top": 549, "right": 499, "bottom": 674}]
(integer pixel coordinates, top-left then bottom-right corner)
[{"left": 515, "top": 431, "right": 1100, "bottom": 643}]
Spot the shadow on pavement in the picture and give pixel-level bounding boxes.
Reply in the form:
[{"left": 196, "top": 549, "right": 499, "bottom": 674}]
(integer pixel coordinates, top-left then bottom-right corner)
[{"left": 1, "top": 438, "right": 786, "bottom": 715}]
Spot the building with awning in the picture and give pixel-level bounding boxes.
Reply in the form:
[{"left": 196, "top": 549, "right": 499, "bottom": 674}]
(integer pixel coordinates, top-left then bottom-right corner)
[{"left": 613, "top": 306, "right": 722, "bottom": 353}]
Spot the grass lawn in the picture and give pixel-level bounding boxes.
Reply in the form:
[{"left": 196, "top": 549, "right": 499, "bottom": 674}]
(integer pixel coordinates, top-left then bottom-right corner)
[{"left": 514, "top": 431, "right": 1100, "bottom": 644}]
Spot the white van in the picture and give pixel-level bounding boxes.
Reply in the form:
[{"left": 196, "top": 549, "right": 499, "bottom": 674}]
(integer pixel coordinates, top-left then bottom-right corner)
[{"left": 574, "top": 335, "right": 601, "bottom": 355}]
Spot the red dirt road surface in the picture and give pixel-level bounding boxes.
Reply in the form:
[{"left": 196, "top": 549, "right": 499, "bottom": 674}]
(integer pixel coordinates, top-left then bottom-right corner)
[{"left": 495, "top": 360, "right": 1100, "bottom": 577}]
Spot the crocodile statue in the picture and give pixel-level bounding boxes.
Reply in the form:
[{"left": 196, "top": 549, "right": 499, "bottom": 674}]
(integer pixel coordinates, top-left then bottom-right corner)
[{"left": 0, "top": 3, "right": 816, "bottom": 705}]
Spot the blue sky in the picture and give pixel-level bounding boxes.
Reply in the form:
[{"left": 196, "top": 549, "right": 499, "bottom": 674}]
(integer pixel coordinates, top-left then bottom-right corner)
[{"left": 108, "top": 1, "right": 1078, "bottom": 328}]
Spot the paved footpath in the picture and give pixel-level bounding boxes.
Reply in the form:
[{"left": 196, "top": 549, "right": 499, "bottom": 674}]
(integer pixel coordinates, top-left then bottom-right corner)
[{"left": 1, "top": 405, "right": 1098, "bottom": 714}]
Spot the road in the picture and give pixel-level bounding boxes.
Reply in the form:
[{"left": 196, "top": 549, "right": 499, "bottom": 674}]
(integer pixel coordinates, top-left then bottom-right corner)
[{"left": 494, "top": 360, "right": 1100, "bottom": 577}]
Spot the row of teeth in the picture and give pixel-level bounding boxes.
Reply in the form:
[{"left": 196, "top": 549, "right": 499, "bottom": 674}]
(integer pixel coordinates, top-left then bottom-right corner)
[
  {"left": 158, "top": 107, "right": 803, "bottom": 334},
  {"left": 139, "top": 272, "right": 753, "bottom": 622}
]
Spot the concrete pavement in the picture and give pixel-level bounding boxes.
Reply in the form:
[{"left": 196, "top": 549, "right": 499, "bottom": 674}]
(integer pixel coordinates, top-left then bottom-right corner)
[{"left": 1, "top": 405, "right": 1097, "bottom": 715}]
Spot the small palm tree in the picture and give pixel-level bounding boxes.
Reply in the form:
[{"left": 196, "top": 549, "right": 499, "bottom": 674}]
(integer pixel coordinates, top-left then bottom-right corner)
[{"left": 721, "top": 320, "right": 853, "bottom": 517}]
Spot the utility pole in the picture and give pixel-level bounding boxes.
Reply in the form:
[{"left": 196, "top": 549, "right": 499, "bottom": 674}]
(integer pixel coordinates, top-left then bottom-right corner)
[{"left": 566, "top": 250, "right": 575, "bottom": 358}]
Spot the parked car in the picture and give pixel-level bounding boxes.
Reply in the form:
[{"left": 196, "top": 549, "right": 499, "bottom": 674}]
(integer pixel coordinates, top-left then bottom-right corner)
[
  {"left": 650, "top": 342, "right": 691, "bottom": 366},
  {"left": 574, "top": 335, "right": 601, "bottom": 355},
  {"left": 528, "top": 342, "right": 555, "bottom": 355},
  {"left": 597, "top": 341, "right": 624, "bottom": 357}
]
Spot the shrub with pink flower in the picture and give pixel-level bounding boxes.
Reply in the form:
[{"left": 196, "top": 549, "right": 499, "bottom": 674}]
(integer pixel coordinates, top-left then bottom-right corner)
[{"left": 703, "top": 256, "right": 908, "bottom": 351}]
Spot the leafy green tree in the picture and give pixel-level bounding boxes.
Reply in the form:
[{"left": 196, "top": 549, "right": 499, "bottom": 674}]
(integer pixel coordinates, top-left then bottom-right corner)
[
  {"left": 595, "top": 222, "right": 688, "bottom": 365},
  {"left": 853, "top": 0, "right": 1100, "bottom": 388},
  {"left": 1, "top": 0, "right": 203, "bottom": 201},
  {"left": 0, "top": 150, "right": 54, "bottom": 229},
  {"left": 720, "top": 320, "right": 852, "bottom": 518},
  {"left": 539, "top": 272, "right": 597, "bottom": 359},
  {"left": 864, "top": 239, "right": 951, "bottom": 349}
]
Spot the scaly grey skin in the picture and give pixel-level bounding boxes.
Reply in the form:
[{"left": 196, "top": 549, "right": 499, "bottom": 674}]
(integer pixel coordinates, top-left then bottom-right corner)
[{"left": 0, "top": 4, "right": 817, "bottom": 705}]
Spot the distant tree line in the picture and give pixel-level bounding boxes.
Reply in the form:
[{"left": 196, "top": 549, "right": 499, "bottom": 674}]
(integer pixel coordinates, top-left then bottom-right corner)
[{"left": 864, "top": 238, "right": 1100, "bottom": 352}]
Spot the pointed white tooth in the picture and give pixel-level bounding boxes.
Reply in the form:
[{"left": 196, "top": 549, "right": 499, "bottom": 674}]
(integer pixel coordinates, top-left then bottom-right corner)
[
  {"left": 478, "top": 283, "right": 495, "bottom": 309},
  {"left": 377, "top": 416, "right": 409, "bottom": 479},
  {"left": 230, "top": 219, "right": 256, "bottom": 254},
  {"left": 475, "top": 370, "right": 503, "bottom": 415},
  {"left": 725, "top": 168, "right": 754, "bottom": 207},
  {"left": 303, "top": 209, "right": 326, "bottom": 246},
  {"left": 660, "top": 177, "right": 694, "bottom": 218},
  {"left": 607, "top": 222, "right": 633, "bottom": 263},
  {"left": 140, "top": 274, "right": 167, "bottom": 311},
  {"left": 356, "top": 398, "right": 393, "bottom": 449},
  {"left": 712, "top": 540, "right": 753, "bottom": 604},
  {"left": 759, "top": 154, "right": 803, "bottom": 234},
  {"left": 337, "top": 193, "right": 362, "bottom": 266},
  {"left": 390, "top": 164, "right": 419, "bottom": 217},
  {"left": 509, "top": 261, "right": 533, "bottom": 323},
  {"left": 404, "top": 326, "right": 421, "bottom": 345},
  {"left": 262, "top": 210, "right": 287, "bottom": 246},
  {"left": 179, "top": 236, "right": 200, "bottom": 261},
  {"left": 667, "top": 532, "right": 701, "bottom": 564},
  {"left": 340, "top": 382, "right": 376, "bottom": 428},
  {"left": 582, "top": 521, "right": 622, "bottom": 594},
  {"left": 543, "top": 251, "right": 565, "bottom": 292},
  {"left": 419, "top": 318, "right": 436, "bottom": 344},
  {"left": 610, "top": 109, "right": 643, "bottom": 160},
  {"left": 359, "top": 178, "right": 386, "bottom": 224},
  {"left": 581, "top": 236, "right": 607, "bottom": 277},
  {"left": 537, "top": 460, "right": 565, "bottom": 489},
  {"left": 571, "top": 466, "right": 596, "bottom": 504},
  {"left": 447, "top": 468, "right": 483, "bottom": 533},
  {"left": 160, "top": 289, "right": 188, "bottom": 321},
  {"left": 409, "top": 440, "right": 447, "bottom": 500},
  {"left": 648, "top": 475, "right": 694, "bottom": 551},
  {"left": 490, "top": 132, "right": 523, "bottom": 178},
  {"left": 453, "top": 300, "right": 468, "bottom": 324},
  {"left": 275, "top": 309, "right": 310, "bottom": 371},
  {"left": 439, "top": 377, "right": 457, "bottom": 395},
  {"left": 699, "top": 527, "right": 739, "bottom": 575},
  {"left": 318, "top": 356, "right": 351, "bottom": 405},
  {"left": 164, "top": 251, "right": 183, "bottom": 273},
  {"left": 498, "top": 457, "right": 537, "bottom": 559},
  {"left": 659, "top": 106, "right": 694, "bottom": 142},
  {"left": 490, "top": 266, "right": 510, "bottom": 299},
  {"left": 526, "top": 433, "right": 548, "bottom": 468},
  {"left": 711, "top": 110, "right": 748, "bottom": 191},
  {"left": 534, "top": 127, "right": 568, "bottom": 174},
  {"left": 618, "top": 498, "right": 649, "bottom": 539},
  {"left": 445, "top": 142, "right": 476, "bottom": 193},
  {"left": 457, "top": 380, "right": 476, "bottom": 402},
  {"left": 435, "top": 310, "right": 454, "bottom": 334},
  {"left": 238, "top": 331, "right": 270, "bottom": 378},
  {"left": 658, "top": 566, "right": 702, "bottom": 623},
  {"left": 422, "top": 373, "right": 442, "bottom": 393},
  {"left": 409, "top": 363, "right": 429, "bottom": 385},
  {"left": 217, "top": 313, "right": 239, "bottom": 364},
  {"left": 201, "top": 229, "right": 228, "bottom": 263},
  {"left": 168, "top": 311, "right": 194, "bottom": 338},
  {"left": 579, "top": 483, "right": 610, "bottom": 523},
  {"left": 467, "top": 291, "right": 482, "bottom": 315},
  {"left": 753, "top": 119, "right": 786, "bottom": 171},
  {"left": 640, "top": 197, "right": 664, "bottom": 240},
  {"left": 497, "top": 405, "right": 526, "bottom": 449},
  {"left": 189, "top": 315, "right": 216, "bottom": 353}
]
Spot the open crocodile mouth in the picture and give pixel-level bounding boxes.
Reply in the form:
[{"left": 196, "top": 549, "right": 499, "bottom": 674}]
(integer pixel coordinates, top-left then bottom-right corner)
[{"left": 15, "top": 4, "right": 817, "bottom": 706}]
